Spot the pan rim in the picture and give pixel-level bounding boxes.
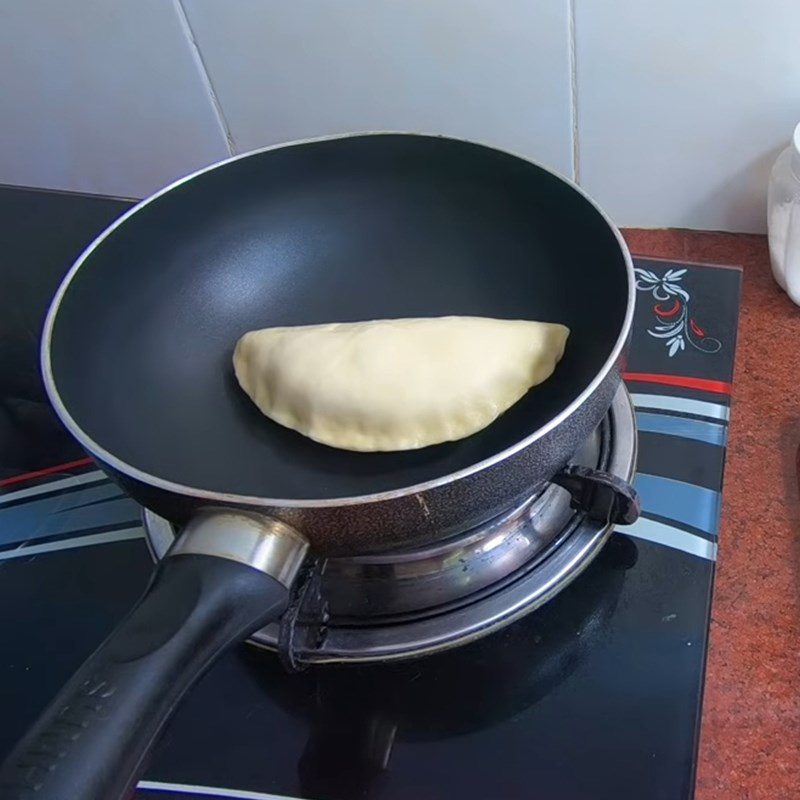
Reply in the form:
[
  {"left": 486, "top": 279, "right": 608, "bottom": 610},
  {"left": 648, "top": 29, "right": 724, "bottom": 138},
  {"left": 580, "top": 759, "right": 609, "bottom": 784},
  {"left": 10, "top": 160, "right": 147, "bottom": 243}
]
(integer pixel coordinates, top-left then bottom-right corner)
[{"left": 41, "top": 131, "right": 635, "bottom": 509}]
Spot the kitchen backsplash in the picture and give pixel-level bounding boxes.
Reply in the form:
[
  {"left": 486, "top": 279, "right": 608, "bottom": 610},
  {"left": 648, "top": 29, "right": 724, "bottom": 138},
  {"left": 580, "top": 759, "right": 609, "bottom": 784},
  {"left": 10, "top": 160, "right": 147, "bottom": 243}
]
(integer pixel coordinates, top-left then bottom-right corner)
[{"left": 1, "top": 0, "right": 797, "bottom": 233}]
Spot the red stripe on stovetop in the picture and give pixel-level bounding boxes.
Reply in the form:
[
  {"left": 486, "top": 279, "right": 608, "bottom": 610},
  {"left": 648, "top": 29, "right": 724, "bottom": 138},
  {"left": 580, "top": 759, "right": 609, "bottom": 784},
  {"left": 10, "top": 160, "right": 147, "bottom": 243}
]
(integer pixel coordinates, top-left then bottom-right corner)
[
  {"left": 0, "top": 457, "right": 94, "bottom": 489},
  {"left": 624, "top": 372, "right": 732, "bottom": 395}
]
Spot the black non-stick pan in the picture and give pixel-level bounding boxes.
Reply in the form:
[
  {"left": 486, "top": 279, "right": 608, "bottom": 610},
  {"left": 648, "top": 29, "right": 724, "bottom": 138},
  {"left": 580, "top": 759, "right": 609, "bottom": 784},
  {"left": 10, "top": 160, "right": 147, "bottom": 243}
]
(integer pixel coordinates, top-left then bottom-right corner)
[{"left": 0, "top": 134, "right": 636, "bottom": 800}]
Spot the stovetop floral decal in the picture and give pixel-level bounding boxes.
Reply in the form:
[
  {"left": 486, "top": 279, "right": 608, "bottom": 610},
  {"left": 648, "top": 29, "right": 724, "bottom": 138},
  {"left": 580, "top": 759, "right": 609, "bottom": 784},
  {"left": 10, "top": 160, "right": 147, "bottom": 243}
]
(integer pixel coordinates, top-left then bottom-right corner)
[{"left": 634, "top": 267, "right": 722, "bottom": 357}]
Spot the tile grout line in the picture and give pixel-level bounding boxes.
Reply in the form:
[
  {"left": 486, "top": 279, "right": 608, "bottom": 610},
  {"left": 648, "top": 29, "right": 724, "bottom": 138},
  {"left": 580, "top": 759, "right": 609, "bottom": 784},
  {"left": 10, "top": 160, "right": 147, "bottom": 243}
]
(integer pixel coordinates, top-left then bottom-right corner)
[
  {"left": 172, "top": 0, "right": 238, "bottom": 156},
  {"left": 567, "top": 0, "right": 580, "bottom": 184}
]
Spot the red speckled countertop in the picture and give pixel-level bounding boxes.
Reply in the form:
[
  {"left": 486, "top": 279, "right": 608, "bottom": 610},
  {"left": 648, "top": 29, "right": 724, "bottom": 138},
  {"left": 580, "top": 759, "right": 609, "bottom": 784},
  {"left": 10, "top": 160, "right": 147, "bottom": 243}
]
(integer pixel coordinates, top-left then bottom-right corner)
[{"left": 622, "top": 229, "right": 800, "bottom": 800}]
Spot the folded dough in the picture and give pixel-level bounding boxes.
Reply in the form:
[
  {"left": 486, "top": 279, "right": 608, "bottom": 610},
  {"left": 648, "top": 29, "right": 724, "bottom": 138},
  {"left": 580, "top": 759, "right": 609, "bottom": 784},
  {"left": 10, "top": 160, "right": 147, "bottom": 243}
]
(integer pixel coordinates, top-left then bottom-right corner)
[{"left": 233, "top": 316, "right": 569, "bottom": 452}]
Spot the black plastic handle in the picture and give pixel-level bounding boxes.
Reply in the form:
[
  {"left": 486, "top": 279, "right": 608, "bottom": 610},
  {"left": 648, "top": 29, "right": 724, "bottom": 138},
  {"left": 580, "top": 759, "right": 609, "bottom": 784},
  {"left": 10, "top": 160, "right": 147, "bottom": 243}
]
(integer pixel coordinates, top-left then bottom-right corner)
[
  {"left": 0, "top": 553, "right": 289, "bottom": 800},
  {"left": 552, "top": 465, "right": 641, "bottom": 525}
]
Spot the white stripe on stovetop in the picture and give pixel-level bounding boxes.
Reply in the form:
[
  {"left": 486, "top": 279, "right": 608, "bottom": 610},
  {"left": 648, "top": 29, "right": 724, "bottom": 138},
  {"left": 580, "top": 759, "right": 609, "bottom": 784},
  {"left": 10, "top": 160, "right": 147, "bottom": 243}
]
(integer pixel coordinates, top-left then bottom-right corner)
[
  {"left": 137, "top": 780, "right": 298, "bottom": 800},
  {"left": 630, "top": 393, "right": 730, "bottom": 422},
  {"left": 0, "top": 470, "right": 107, "bottom": 506},
  {"left": 619, "top": 517, "right": 717, "bottom": 561},
  {"left": 0, "top": 527, "right": 144, "bottom": 561}
]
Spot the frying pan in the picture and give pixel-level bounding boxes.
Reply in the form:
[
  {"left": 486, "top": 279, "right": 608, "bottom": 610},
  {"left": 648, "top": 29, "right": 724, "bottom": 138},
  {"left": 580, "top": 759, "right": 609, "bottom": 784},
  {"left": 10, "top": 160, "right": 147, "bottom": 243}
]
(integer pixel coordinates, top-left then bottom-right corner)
[{"left": 0, "top": 133, "right": 636, "bottom": 800}]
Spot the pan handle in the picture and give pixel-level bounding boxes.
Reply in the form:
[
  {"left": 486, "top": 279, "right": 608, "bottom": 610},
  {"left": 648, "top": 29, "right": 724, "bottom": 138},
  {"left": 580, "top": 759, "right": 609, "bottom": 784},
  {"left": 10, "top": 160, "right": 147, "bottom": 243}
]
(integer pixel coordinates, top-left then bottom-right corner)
[{"left": 0, "top": 511, "right": 308, "bottom": 800}]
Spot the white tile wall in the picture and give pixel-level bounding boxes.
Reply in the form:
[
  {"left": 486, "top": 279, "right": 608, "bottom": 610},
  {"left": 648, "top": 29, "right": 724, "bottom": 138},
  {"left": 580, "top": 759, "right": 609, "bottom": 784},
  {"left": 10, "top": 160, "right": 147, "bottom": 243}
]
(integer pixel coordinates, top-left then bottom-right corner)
[
  {"left": 1, "top": 1, "right": 798, "bottom": 231},
  {"left": 0, "top": 0, "right": 230, "bottom": 199},
  {"left": 181, "top": 0, "right": 574, "bottom": 178},
  {"left": 574, "top": 0, "right": 800, "bottom": 233}
]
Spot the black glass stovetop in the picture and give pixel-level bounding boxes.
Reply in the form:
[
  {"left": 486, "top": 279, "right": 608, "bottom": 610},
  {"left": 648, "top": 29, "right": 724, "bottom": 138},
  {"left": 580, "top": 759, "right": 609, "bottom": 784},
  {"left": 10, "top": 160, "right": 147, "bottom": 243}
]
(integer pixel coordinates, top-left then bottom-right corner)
[{"left": 0, "top": 186, "right": 741, "bottom": 800}]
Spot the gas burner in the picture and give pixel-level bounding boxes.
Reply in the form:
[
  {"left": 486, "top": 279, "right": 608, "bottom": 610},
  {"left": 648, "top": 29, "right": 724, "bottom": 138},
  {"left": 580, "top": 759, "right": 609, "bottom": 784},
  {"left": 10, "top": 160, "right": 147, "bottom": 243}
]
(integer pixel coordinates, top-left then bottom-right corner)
[{"left": 144, "top": 385, "right": 636, "bottom": 664}]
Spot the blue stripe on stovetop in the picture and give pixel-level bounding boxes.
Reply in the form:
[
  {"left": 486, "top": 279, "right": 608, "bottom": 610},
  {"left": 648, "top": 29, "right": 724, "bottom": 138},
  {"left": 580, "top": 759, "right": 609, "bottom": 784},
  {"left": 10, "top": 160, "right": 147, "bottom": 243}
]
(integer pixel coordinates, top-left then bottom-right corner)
[
  {"left": 0, "top": 470, "right": 107, "bottom": 506},
  {"left": 0, "top": 479, "right": 135, "bottom": 549},
  {"left": 630, "top": 393, "right": 730, "bottom": 422},
  {"left": 0, "top": 424, "right": 724, "bottom": 556},
  {"left": 0, "top": 474, "right": 723, "bottom": 552},
  {"left": 0, "top": 527, "right": 146, "bottom": 561},
  {"left": 635, "top": 411, "right": 727, "bottom": 447},
  {"left": 634, "top": 473, "right": 720, "bottom": 537}
]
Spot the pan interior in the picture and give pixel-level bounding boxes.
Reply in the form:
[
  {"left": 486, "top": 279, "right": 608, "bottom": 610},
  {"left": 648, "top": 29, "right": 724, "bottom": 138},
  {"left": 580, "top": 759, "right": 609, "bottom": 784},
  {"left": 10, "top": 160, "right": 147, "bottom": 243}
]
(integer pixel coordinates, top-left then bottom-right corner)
[{"left": 49, "top": 135, "right": 629, "bottom": 501}]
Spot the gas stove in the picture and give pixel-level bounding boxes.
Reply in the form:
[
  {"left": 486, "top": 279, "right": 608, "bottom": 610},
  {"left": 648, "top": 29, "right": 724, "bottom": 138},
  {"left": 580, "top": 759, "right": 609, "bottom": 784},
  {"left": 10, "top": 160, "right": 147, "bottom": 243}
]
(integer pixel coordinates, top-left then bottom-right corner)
[
  {"left": 0, "top": 187, "right": 741, "bottom": 800},
  {"left": 144, "top": 386, "right": 636, "bottom": 665}
]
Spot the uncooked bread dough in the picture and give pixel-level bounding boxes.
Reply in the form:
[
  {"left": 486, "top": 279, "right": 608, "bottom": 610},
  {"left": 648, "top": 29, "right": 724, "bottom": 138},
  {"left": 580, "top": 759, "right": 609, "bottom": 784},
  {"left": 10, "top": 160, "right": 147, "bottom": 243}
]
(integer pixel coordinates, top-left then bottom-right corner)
[{"left": 233, "top": 316, "right": 569, "bottom": 452}]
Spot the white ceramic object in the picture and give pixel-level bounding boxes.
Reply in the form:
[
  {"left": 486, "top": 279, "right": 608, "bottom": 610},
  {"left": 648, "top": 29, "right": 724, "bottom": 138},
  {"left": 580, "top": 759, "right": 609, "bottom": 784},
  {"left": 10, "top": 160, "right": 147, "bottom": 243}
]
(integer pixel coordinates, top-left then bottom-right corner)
[{"left": 767, "top": 122, "right": 800, "bottom": 305}]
